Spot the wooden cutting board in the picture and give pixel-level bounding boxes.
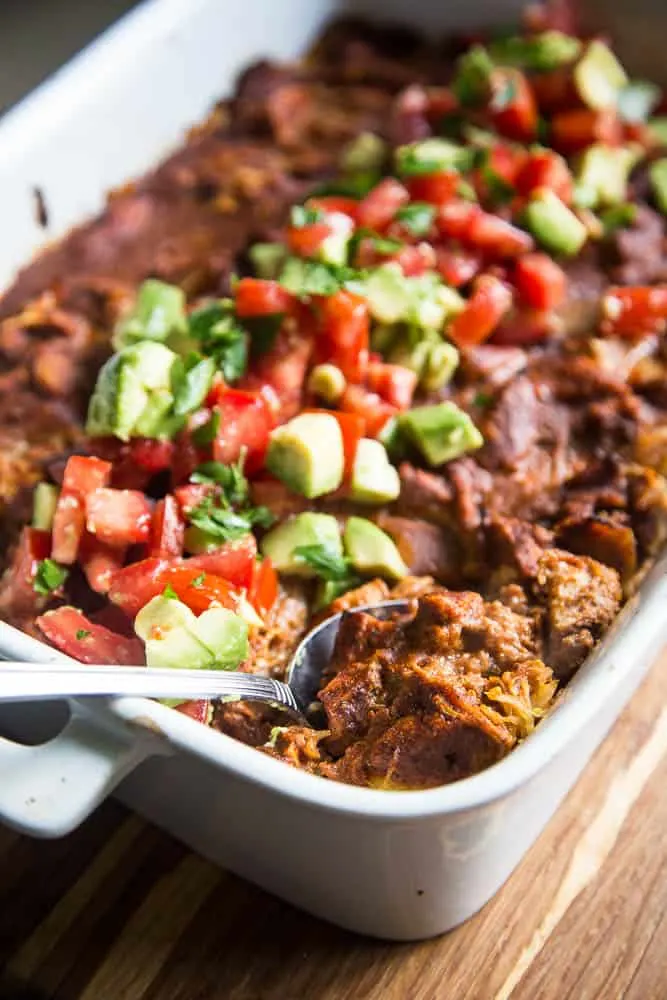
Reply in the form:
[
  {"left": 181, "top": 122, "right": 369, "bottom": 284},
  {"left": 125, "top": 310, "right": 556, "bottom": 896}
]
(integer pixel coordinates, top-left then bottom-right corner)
[{"left": 1, "top": 654, "right": 667, "bottom": 1000}]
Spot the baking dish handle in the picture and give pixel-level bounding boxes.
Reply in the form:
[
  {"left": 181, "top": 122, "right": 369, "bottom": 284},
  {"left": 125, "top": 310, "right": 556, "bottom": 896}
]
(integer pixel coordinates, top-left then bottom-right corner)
[{"left": 0, "top": 701, "right": 159, "bottom": 838}]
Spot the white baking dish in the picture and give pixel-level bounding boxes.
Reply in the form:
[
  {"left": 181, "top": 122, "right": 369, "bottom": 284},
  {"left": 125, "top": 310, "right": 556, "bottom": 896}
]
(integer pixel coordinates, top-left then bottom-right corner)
[{"left": 0, "top": 0, "right": 665, "bottom": 941}]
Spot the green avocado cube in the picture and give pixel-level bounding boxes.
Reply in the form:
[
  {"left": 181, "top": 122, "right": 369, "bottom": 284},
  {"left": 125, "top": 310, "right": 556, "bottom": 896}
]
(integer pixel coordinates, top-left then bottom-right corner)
[
  {"left": 399, "top": 402, "right": 483, "bottom": 467},
  {"left": 344, "top": 517, "right": 407, "bottom": 581},
  {"left": 266, "top": 413, "right": 344, "bottom": 498},
  {"left": 260, "top": 513, "right": 342, "bottom": 577}
]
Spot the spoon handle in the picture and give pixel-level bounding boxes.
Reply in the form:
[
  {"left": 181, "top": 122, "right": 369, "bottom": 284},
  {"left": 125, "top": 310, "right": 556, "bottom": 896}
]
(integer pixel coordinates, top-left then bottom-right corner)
[{"left": 0, "top": 661, "right": 300, "bottom": 711}]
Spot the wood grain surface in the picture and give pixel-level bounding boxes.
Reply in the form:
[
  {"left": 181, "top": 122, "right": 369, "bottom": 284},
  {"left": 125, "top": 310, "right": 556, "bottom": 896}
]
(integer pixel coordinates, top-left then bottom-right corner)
[{"left": 1, "top": 654, "right": 667, "bottom": 1000}]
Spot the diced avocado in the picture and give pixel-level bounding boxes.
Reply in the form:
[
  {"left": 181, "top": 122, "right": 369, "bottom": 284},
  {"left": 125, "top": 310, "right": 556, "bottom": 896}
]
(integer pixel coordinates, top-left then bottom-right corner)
[
  {"left": 399, "top": 402, "right": 483, "bottom": 467},
  {"left": 649, "top": 159, "right": 667, "bottom": 215},
  {"left": 266, "top": 413, "right": 344, "bottom": 498},
  {"left": 260, "top": 512, "right": 342, "bottom": 577},
  {"left": 344, "top": 517, "right": 407, "bottom": 581},
  {"left": 421, "top": 341, "right": 460, "bottom": 391},
  {"left": 349, "top": 439, "right": 400, "bottom": 504},
  {"left": 377, "top": 415, "right": 409, "bottom": 461},
  {"left": 389, "top": 337, "right": 431, "bottom": 378},
  {"left": 113, "top": 279, "right": 187, "bottom": 351},
  {"left": 576, "top": 144, "right": 641, "bottom": 208},
  {"left": 317, "top": 212, "right": 355, "bottom": 267},
  {"left": 395, "top": 138, "right": 472, "bottom": 176},
  {"left": 183, "top": 525, "right": 221, "bottom": 555},
  {"left": 408, "top": 275, "right": 464, "bottom": 330},
  {"left": 249, "top": 242, "right": 287, "bottom": 280},
  {"left": 341, "top": 132, "right": 387, "bottom": 173},
  {"left": 574, "top": 40, "right": 628, "bottom": 110},
  {"left": 523, "top": 189, "right": 588, "bottom": 257},
  {"left": 191, "top": 607, "right": 249, "bottom": 669},
  {"left": 86, "top": 342, "right": 178, "bottom": 442},
  {"left": 364, "top": 264, "right": 412, "bottom": 324},
  {"left": 32, "top": 482, "right": 59, "bottom": 532},
  {"left": 135, "top": 595, "right": 197, "bottom": 642},
  {"left": 145, "top": 628, "right": 213, "bottom": 671},
  {"left": 649, "top": 117, "right": 667, "bottom": 146},
  {"left": 307, "top": 363, "right": 347, "bottom": 404}
]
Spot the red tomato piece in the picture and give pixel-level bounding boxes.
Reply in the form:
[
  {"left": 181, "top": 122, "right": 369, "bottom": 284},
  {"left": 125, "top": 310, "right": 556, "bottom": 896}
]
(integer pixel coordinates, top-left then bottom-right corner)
[
  {"left": 1, "top": 527, "right": 52, "bottom": 615},
  {"left": 340, "top": 385, "right": 398, "bottom": 438},
  {"left": 304, "top": 409, "right": 365, "bottom": 477},
  {"left": 391, "top": 243, "right": 436, "bottom": 277},
  {"left": 426, "top": 87, "right": 459, "bottom": 124},
  {"left": 170, "top": 430, "right": 202, "bottom": 489},
  {"left": 357, "top": 178, "right": 410, "bottom": 231},
  {"left": 249, "top": 557, "right": 278, "bottom": 618},
  {"left": 80, "top": 537, "right": 127, "bottom": 594},
  {"left": 466, "top": 211, "right": 534, "bottom": 258},
  {"left": 109, "top": 559, "right": 241, "bottom": 618},
  {"left": 514, "top": 253, "right": 567, "bottom": 311},
  {"left": 212, "top": 388, "right": 273, "bottom": 474},
  {"left": 187, "top": 534, "right": 258, "bottom": 592},
  {"left": 128, "top": 438, "right": 175, "bottom": 474},
  {"left": 318, "top": 290, "right": 370, "bottom": 383},
  {"left": 307, "top": 196, "right": 359, "bottom": 222},
  {"left": 448, "top": 276, "right": 514, "bottom": 347},
  {"left": 550, "top": 108, "right": 621, "bottom": 153},
  {"left": 515, "top": 150, "right": 573, "bottom": 204},
  {"left": 174, "top": 483, "right": 214, "bottom": 515},
  {"left": 435, "top": 248, "right": 482, "bottom": 287},
  {"left": 601, "top": 286, "right": 667, "bottom": 337},
  {"left": 239, "top": 320, "right": 314, "bottom": 422},
  {"left": 86, "top": 488, "right": 152, "bottom": 547},
  {"left": 406, "top": 171, "right": 458, "bottom": 205},
  {"left": 436, "top": 200, "right": 480, "bottom": 240},
  {"left": 287, "top": 221, "right": 333, "bottom": 258},
  {"left": 367, "top": 362, "right": 418, "bottom": 410},
  {"left": 151, "top": 495, "right": 185, "bottom": 558},
  {"left": 491, "top": 307, "right": 558, "bottom": 345},
  {"left": 490, "top": 69, "right": 538, "bottom": 141},
  {"left": 174, "top": 700, "right": 212, "bottom": 724},
  {"left": 62, "top": 455, "right": 112, "bottom": 498},
  {"left": 36, "top": 606, "right": 145, "bottom": 665},
  {"left": 235, "top": 278, "right": 294, "bottom": 318},
  {"left": 52, "top": 493, "right": 85, "bottom": 565}
]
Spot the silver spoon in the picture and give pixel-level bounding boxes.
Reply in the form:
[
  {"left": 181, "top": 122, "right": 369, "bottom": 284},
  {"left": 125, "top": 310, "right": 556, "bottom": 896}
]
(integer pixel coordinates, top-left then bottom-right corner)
[{"left": 0, "top": 600, "right": 409, "bottom": 722}]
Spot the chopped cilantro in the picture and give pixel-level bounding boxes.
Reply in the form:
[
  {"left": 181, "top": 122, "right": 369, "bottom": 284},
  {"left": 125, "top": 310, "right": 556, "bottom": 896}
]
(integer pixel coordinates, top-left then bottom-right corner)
[
  {"left": 187, "top": 455, "right": 274, "bottom": 543},
  {"left": 191, "top": 457, "right": 248, "bottom": 506},
  {"left": 244, "top": 313, "right": 284, "bottom": 358},
  {"left": 278, "top": 257, "right": 362, "bottom": 298},
  {"left": 452, "top": 46, "right": 494, "bottom": 106},
  {"left": 395, "top": 202, "right": 436, "bottom": 237},
  {"left": 171, "top": 354, "right": 216, "bottom": 417},
  {"left": 348, "top": 227, "right": 402, "bottom": 261},
  {"left": 293, "top": 544, "right": 352, "bottom": 581},
  {"left": 600, "top": 203, "right": 638, "bottom": 234},
  {"left": 33, "top": 559, "right": 68, "bottom": 596},
  {"left": 290, "top": 204, "right": 325, "bottom": 228},
  {"left": 480, "top": 164, "right": 515, "bottom": 206},
  {"left": 76, "top": 629, "right": 91, "bottom": 641},
  {"left": 312, "top": 171, "right": 380, "bottom": 199},
  {"left": 191, "top": 573, "right": 206, "bottom": 589},
  {"left": 163, "top": 584, "right": 178, "bottom": 600},
  {"left": 188, "top": 302, "right": 248, "bottom": 383}
]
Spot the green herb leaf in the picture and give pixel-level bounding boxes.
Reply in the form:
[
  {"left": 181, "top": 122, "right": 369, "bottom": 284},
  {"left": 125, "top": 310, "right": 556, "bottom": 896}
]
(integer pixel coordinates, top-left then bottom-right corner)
[
  {"left": 191, "top": 459, "right": 249, "bottom": 506},
  {"left": 312, "top": 172, "right": 380, "bottom": 199},
  {"left": 171, "top": 355, "right": 216, "bottom": 417},
  {"left": 293, "top": 544, "right": 352, "bottom": 581},
  {"left": 76, "top": 629, "right": 91, "bottom": 641},
  {"left": 162, "top": 584, "right": 178, "bottom": 600},
  {"left": 188, "top": 302, "right": 248, "bottom": 384},
  {"left": 600, "top": 202, "right": 638, "bottom": 234},
  {"left": 452, "top": 46, "right": 494, "bottom": 106},
  {"left": 395, "top": 202, "right": 436, "bottom": 237},
  {"left": 33, "top": 559, "right": 68, "bottom": 596},
  {"left": 191, "top": 573, "right": 206, "bottom": 589},
  {"left": 188, "top": 499, "right": 273, "bottom": 542},
  {"left": 480, "top": 165, "right": 515, "bottom": 206},
  {"left": 290, "top": 204, "right": 326, "bottom": 228},
  {"left": 348, "top": 227, "right": 403, "bottom": 262},
  {"left": 191, "top": 409, "right": 221, "bottom": 447},
  {"left": 244, "top": 313, "right": 284, "bottom": 358}
]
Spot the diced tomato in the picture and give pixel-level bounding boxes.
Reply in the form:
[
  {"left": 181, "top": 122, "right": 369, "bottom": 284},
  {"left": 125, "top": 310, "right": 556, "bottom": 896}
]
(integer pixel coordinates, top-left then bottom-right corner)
[
  {"left": 307, "top": 196, "right": 359, "bottom": 222},
  {"left": 234, "top": 278, "right": 294, "bottom": 318},
  {"left": 367, "top": 362, "right": 418, "bottom": 410},
  {"left": 287, "top": 221, "right": 333, "bottom": 258},
  {"left": 357, "top": 178, "right": 410, "bottom": 232},
  {"left": 448, "top": 275, "right": 514, "bottom": 347},
  {"left": 151, "top": 495, "right": 185, "bottom": 558},
  {"left": 174, "top": 483, "right": 214, "bottom": 515},
  {"left": 174, "top": 700, "right": 212, "bottom": 724},
  {"left": 79, "top": 537, "right": 127, "bottom": 594},
  {"left": 240, "top": 319, "right": 314, "bottom": 422},
  {"left": 466, "top": 211, "right": 534, "bottom": 258},
  {"left": 61, "top": 455, "right": 112, "bottom": 498},
  {"left": 490, "top": 69, "right": 538, "bottom": 142},
  {"left": 249, "top": 557, "right": 278, "bottom": 618},
  {"left": 550, "top": 108, "right": 621, "bottom": 153},
  {"left": 515, "top": 150, "right": 573, "bottom": 204},
  {"left": 51, "top": 493, "right": 85, "bottom": 565},
  {"left": 211, "top": 388, "right": 274, "bottom": 474},
  {"left": 491, "top": 307, "right": 558, "bottom": 346},
  {"left": 601, "top": 286, "right": 667, "bottom": 337},
  {"left": 436, "top": 200, "right": 480, "bottom": 240},
  {"left": 187, "top": 534, "right": 258, "bottom": 592},
  {"left": 436, "top": 248, "right": 481, "bottom": 287},
  {"left": 109, "top": 559, "right": 241, "bottom": 618},
  {"left": 340, "top": 384, "right": 398, "bottom": 438},
  {"left": 406, "top": 171, "right": 458, "bottom": 206},
  {"left": 514, "top": 253, "right": 567, "bottom": 311},
  {"left": 128, "top": 438, "right": 175, "bottom": 474},
  {"left": 85, "top": 489, "right": 153, "bottom": 547},
  {"left": 170, "top": 430, "right": 202, "bottom": 488},
  {"left": 426, "top": 87, "right": 459, "bottom": 123},
  {"left": 317, "top": 289, "right": 369, "bottom": 383},
  {"left": 36, "top": 606, "right": 145, "bottom": 665},
  {"left": 1, "top": 527, "right": 52, "bottom": 615},
  {"left": 390, "top": 243, "right": 436, "bottom": 277},
  {"left": 304, "top": 408, "right": 365, "bottom": 477}
]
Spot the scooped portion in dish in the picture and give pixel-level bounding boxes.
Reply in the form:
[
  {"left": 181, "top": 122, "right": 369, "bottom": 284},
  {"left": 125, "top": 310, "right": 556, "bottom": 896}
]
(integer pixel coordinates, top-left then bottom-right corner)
[{"left": 0, "top": 4, "right": 666, "bottom": 786}]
